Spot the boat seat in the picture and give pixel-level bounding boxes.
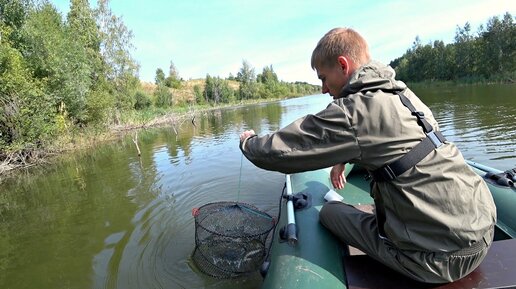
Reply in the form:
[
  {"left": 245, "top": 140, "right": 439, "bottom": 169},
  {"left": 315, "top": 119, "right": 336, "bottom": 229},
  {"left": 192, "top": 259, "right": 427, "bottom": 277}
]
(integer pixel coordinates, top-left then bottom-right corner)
[{"left": 343, "top": 238, "right": 516, "bottom": 289}]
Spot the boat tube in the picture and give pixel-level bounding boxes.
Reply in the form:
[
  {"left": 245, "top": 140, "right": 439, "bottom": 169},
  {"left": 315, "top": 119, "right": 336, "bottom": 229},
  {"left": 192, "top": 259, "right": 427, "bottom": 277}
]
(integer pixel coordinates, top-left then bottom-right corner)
[{"left": 261, "top": 161, "right": 516, "bottom": 289}]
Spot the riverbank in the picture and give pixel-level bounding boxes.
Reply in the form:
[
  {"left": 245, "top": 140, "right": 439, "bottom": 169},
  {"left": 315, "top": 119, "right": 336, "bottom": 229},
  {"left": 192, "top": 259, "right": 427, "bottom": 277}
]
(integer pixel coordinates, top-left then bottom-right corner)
[
  {"left": 405, "top": 73, "right": 515, "bottom": 87},
  {"left": 0, "top": 94, "right": 296, "bottom": 180}
]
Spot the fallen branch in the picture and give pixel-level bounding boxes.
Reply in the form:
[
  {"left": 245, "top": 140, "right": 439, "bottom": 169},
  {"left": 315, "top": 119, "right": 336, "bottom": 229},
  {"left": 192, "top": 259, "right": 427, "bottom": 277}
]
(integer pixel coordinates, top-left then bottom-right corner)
[
  {"left": 132, "top": 132, "right": 141, "bottom": 157},
  {"left": 191, "top": 115, "right": 197, "bottom": 127}
]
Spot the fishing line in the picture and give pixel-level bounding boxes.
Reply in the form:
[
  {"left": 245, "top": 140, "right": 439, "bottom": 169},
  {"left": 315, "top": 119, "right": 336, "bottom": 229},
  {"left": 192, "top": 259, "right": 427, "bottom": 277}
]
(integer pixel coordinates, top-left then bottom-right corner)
[
  {"left": 237, "top": 153, "right": 244, "bottom": 202},
  {"left": 191, "top": 152, "right": 274, "bottom": 278}
]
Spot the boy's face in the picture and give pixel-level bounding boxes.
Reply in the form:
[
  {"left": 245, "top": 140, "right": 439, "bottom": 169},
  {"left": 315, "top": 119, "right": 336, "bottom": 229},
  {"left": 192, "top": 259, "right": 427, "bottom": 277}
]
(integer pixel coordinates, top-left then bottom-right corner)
[{"left": 315, "top": 62, "right": 348, "bottom": 99}]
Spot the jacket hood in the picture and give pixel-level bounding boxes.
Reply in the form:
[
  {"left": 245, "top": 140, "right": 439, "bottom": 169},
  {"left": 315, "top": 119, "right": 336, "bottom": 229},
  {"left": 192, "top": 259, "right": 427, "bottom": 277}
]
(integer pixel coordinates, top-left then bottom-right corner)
[{"left": 339, "top": 61, "right": 407, "bottom": 97}]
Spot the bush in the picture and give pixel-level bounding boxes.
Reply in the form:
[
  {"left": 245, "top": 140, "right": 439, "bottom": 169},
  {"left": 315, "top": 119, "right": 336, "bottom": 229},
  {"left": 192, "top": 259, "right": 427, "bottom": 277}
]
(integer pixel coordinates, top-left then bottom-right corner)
[
  {"left": 85, "top": 83, "right": 115, "bottom": 126},
  {"left": 193, "top": 84, "right": 204, "bottom": 104},
  {"left": 204, "top": 75, "right": 236, "bottom": 103},
  {"left": 134, "top": 91, "right": 152, "bottom": 110},
  {"left": 154, "top": 84, "right": 173, "bottom": 108},
  {"left": 0, "top": 41, "right": 55, "bottom": 151},
  {"left": 165, "top": 77, "right": 182, "bottom": 89}
]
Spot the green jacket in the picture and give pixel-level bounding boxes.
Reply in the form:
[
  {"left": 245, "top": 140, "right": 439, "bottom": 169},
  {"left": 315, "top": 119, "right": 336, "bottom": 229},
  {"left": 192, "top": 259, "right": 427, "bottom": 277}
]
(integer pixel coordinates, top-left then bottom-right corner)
[{"left": 240, "top": 61, "right": 496, "bottom": 252}]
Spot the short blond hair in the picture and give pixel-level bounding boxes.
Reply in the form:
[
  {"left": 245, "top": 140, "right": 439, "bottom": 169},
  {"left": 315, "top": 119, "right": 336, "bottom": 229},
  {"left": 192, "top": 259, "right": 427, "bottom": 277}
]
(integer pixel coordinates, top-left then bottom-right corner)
[{"left": 311, "top": 28, "right": 371, "bottom": 69}]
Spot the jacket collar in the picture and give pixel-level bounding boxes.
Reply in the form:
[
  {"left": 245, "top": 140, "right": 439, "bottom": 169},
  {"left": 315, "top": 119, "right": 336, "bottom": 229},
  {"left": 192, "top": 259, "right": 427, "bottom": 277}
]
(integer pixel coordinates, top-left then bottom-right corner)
[{"left": 338, "top": 61, "right": 407, "bottom": 98}]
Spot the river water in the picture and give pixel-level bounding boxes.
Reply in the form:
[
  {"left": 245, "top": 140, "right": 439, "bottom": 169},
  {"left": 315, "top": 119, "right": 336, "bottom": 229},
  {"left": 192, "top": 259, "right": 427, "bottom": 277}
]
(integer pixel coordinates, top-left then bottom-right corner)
[{"left": 0, "top": 84, "right": 515, "bottom": 289}]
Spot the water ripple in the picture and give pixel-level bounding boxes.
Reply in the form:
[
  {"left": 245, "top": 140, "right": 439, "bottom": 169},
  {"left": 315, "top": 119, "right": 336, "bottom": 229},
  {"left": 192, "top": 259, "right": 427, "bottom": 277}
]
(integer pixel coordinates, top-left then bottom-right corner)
[{"left": 432, "top": 102, "right": 516, "bottom": 168}]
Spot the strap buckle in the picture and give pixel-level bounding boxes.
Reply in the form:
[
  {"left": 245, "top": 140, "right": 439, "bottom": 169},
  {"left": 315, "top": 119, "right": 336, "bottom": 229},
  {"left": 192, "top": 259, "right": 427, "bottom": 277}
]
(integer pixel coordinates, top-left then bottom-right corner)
[
  {"left": 374, "top": 165, "right": 396, "bottom": 182},
  {"left": 427, "top": 131, "right": 443, "bottom": 148},
  {"left": 412, "top": 111, "right": 425, "bottom": 118}
]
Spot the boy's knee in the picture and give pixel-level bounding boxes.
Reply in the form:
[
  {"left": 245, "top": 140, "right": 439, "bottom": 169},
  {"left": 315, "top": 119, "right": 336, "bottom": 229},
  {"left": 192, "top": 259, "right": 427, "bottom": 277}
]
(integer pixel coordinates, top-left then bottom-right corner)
[{"left": 319, "top": 201, "right": 341, "bottom": 226}]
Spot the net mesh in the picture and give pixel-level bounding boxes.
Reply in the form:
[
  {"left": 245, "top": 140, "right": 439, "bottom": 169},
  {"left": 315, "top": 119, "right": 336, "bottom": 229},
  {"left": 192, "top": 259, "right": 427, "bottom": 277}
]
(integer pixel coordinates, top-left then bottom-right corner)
[{"left": 192, "top": 201, "right": 275, "bottom": 278}]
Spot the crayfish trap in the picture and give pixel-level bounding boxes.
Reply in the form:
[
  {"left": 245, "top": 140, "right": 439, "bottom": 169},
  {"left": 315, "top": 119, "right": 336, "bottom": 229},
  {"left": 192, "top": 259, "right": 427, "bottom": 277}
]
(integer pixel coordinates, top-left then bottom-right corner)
[{"left": 192, "top": 201, "right": 275, "bottom": 278}]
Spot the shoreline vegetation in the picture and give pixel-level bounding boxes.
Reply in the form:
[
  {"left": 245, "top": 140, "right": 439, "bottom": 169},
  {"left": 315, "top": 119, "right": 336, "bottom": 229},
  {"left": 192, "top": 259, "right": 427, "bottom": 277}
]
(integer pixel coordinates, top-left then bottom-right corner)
[
  {"left": 0, "top": 0, "right": 320, "bottom": 178},
  {"left": 0, "top": 77, "right": 320, "bottom": 177},
  {"left": 1, "top": 1, "right": 514, "bottom": 178}
]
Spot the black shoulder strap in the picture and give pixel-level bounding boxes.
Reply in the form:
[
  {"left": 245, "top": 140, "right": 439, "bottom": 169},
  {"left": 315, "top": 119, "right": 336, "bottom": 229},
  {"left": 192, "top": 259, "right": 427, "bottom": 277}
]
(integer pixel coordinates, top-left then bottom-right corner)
[
  {"left": 397, "top": 92, "right": 433, "bottom": 133},
  {"left": 370, "top": 91, "right": 446, "bottom": 182}
]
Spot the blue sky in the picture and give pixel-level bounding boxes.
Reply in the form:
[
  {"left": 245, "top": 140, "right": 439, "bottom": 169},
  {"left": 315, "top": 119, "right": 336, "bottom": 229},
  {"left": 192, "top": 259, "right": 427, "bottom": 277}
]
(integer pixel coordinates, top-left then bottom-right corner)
[{"left": 52, "top": 0, "right": 514, "bottom": 85}]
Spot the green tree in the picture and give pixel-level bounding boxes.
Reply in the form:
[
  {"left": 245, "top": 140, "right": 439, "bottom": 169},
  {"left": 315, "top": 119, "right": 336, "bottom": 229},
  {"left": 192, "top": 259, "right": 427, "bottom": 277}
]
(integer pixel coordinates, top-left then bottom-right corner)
[
  {"left": 257, "top": 65, "right": 278, "bottom": 84},
  {"left": 391, "top": 12, "right": 514, "bottom": 83},
  {"left": 204, "top": 74, "right": 235, "bottom": 104},
  {"left": 257, "top": 65, "right": 282, "bottom": 98},
  {"left": 155, "top": 68, "right": 165, "bottom": 85},
  {"left": 433, "top": 40, "right": 454, "bottom": 80},
  {"left": 0, "top": 0, "right": 144, "bottom": 161},
  {"left": 68, "top": 0, "right": 101, "bottom": 54},
  {"left": 454, "top": 22, "right": 477, "bottom": 78},
  {"left": 478, "top": 13, "right": 516, "bottom": 79},
  {"left": 164, "top": 60, "right": 181, "bottom": 88},
  {"left": 236, "top": 59, "right": 255, "bottom": 83},
  {"left": 20, "top": 2, "right": 93, "bottom": 124},
  {"left": 0, "top": 0, "right": 31, "bottom": 49},
  {"left": 0, "top": 29, "right": 53, "bottom": 151},
  {"left": 95, "top": 0, "right": 140, "bottom": 112},
  {"left": 168, "top": 60, "right": 179, "bottom": 79},
  {"left": 67, "top": 0, "right": 111, "bottom": 125},
  {"left": 236, "top": 60, "right": 258, "bottom": 100}
]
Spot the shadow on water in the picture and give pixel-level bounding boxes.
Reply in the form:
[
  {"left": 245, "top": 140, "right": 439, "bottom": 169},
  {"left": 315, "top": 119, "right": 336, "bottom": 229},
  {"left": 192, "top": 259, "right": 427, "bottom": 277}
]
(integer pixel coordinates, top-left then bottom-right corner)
[{"left": 0, "top": 85, "right": 515, "bottom": 289}]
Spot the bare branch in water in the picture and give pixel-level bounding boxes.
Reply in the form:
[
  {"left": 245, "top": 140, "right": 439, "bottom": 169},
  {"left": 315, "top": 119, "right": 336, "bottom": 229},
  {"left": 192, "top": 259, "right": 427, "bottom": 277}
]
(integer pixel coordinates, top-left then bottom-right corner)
[{"left": 132, "top": 132, "right": 141, "bottom": 157}]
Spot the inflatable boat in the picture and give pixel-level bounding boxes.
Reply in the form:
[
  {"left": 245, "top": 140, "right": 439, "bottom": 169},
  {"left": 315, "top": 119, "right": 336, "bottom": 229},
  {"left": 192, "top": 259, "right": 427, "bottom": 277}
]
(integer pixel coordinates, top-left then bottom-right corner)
[{"left": 261, "top": 161, "right": 516, "bottom": 289}]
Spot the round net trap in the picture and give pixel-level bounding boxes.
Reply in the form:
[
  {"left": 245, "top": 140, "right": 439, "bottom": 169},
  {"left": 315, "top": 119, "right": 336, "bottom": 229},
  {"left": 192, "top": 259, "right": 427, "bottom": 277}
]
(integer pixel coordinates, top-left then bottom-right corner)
[{"left": 192, "top": 201, "right": 275, "bottom": 278}]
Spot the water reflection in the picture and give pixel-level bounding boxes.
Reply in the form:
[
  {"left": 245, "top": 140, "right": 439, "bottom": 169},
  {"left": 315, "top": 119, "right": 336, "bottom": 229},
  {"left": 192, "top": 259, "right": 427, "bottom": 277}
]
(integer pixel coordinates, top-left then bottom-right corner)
[
  {"left": 0, "top": 85, "right": 515, "bottom": 289},
  {"left": 87, "top": 102, "right": 289, "bottom": 289}
]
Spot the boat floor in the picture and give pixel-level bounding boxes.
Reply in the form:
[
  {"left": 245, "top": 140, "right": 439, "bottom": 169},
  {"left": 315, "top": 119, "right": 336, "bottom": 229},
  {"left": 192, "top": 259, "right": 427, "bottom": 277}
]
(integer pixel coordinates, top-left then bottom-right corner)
[
  {"left": 344, "top": 238, "right": 516, "bottom": 289},
  {"left": 337, "top": 168, "right": 373, "bottom": 205}
]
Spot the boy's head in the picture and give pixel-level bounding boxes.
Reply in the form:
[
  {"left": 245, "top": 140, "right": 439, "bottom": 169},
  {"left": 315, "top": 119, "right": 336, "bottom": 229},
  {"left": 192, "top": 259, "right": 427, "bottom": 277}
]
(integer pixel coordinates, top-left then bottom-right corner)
[{"left": 311, "top": 28, "right": 370, "bottom": 70}]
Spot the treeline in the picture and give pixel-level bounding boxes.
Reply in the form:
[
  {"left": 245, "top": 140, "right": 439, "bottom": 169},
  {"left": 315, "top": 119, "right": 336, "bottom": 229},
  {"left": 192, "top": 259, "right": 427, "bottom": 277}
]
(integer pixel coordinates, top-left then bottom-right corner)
[
  {"left": 0, "top": 0, "right": 319, "bottom": 161},
  {"left": 196, "top": 62, "right": 319, "bottom": 105},
  {"left": 390, "top": 12, "right": 515, "bottom": 83},
  {"left": 150, "top": 60, "right": 319, "bottom": 108}
]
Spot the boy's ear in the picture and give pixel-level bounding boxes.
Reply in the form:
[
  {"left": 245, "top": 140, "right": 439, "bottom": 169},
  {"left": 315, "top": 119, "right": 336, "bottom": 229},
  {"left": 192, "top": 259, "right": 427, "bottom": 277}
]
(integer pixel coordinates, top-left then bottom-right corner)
[
  {"left": 337, "top": 56, "right": 349, "bottom": 74},
  {"left": 337, "top": 55, "right": 346, "bottom": 63}
]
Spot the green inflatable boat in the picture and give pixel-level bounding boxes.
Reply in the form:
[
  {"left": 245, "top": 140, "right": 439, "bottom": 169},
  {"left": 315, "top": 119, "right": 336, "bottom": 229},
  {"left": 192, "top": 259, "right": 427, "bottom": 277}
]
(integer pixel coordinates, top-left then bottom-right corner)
[{"left": 261, "top": 161, "right": 516, "bottom": 289}]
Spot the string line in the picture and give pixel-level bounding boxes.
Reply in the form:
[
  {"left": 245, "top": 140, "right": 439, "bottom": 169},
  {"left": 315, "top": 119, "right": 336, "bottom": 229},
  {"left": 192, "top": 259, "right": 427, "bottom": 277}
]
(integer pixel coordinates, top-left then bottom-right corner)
[{"left": 237, "top": 153, "right": 244, "bottom": 201}]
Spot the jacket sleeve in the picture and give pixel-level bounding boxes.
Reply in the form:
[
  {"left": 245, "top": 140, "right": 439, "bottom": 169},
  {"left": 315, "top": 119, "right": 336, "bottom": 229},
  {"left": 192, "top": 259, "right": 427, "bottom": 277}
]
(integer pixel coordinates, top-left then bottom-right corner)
[{"left": 239, "top": 101, "right": 361, "bottom": 174}]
